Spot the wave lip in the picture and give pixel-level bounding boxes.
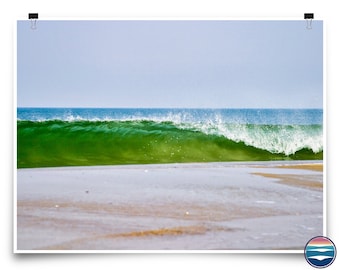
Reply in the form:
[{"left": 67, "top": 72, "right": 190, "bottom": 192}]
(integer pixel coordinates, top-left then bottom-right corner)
[{"left": 188, "top": 122, "right": 323, "bottom": 156}]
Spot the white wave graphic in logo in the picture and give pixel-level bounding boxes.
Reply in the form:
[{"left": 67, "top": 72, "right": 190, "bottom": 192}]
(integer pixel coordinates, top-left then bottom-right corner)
[
  {"left": 307, "top": 255, "right": 333, "bottom": 261},
  {"left": 308, "top": 248, "right": 332, "bottom": 252}
]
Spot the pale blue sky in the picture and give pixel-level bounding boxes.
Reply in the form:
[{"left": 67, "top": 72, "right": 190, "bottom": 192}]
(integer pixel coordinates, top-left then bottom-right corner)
[{"left": 17, "top": 20, "right": 323, "bottom": 108}]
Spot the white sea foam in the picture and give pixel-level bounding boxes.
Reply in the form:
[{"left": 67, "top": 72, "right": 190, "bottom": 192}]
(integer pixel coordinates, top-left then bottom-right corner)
[{"left": 179, "top": 120, "right": 323, "bottom": 155}]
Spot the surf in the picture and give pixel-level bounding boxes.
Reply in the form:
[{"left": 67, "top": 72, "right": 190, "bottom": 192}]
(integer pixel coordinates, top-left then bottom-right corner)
[{"left": 17, "top": 119, "right": 323, "bottom": 168}]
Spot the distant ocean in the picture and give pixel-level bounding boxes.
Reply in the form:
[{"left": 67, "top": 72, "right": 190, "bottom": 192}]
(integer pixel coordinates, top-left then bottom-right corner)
[{"left": 17, "top": 108, "right": 323, "bottom": 168}]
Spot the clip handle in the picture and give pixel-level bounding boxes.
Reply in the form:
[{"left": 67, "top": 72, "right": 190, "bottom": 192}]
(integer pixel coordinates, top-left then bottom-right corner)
[
  {"left": 30, "top": 20, "right": 37, "bottom": 30},
  {"left": 304, "top": 13, "right": 314, "bottom": 30},
  {"left": 28, "top": 13, "right": 38, "bottom": 30}
]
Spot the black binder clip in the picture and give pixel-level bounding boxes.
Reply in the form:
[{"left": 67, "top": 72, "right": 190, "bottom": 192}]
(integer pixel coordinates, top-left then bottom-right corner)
[
  {"left": 28, "top": 13, "right": 38, "bottom": 30},
  {"left": 304, "top": 13, "right": 314, "bottom": 30}
]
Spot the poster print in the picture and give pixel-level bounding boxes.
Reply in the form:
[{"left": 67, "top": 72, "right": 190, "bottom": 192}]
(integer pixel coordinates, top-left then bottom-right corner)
[{"left": 16, "top": 20, "right": 323, "bottom": 251}]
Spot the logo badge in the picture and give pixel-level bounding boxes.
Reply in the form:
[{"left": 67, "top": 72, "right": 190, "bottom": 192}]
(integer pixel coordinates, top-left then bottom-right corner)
[{"left": 304, "top": 236, "right": 336, "bottom": 268}]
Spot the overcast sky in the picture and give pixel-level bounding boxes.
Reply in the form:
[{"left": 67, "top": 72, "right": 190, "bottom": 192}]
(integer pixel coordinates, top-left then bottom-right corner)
[{"left": 17, "top": 20, "right": 323, "bottom": 108}]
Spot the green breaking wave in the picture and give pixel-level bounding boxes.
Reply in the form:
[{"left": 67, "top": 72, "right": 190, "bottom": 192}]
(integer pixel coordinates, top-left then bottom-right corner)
[{"left": 17, "top": 120, "right": 323, "bottom": 168}]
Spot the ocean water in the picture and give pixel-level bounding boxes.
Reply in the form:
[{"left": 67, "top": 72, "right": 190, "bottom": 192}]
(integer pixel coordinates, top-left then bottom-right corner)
[{"left": 17, "top": 108, "right": 323, "bottom": 168}]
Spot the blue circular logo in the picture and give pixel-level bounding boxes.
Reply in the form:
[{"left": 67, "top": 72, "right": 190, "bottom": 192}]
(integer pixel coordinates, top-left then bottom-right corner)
[{"left": 304, "top": 236, "right": 336, "bottom": 268}]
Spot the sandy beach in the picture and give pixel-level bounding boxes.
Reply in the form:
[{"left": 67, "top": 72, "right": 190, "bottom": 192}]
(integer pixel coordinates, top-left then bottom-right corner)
[{"left": 16, "top": 161, "right": 323, "bottom": 251}]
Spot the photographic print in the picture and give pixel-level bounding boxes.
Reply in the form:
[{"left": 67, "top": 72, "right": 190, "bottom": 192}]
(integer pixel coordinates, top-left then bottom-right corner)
[{"left": 16, "top": 20, "right": 323, "bottom": 251}]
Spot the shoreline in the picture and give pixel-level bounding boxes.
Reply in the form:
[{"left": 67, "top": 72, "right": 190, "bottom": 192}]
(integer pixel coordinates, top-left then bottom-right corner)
[
  {"left": 17, "top": 159, "right": 323, "bottom": 170},
  {"left": 16, "top": 160, "right": 323, "bottom": 251}
]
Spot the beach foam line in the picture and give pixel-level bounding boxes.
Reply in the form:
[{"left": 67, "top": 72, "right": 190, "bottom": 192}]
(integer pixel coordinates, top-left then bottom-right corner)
[{"left": 17, "top": 159, "right": 323, "bottom": 171}]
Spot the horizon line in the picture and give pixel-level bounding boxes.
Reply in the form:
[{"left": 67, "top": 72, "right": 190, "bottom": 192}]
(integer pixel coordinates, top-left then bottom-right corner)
[{"left": 17, "top": 106, "right": 323, "bottom": 110}]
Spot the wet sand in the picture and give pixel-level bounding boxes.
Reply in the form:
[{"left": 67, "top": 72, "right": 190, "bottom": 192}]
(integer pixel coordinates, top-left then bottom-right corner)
[{"left": 16, "top": 161, "right": 323, "bottom": 251}]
